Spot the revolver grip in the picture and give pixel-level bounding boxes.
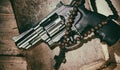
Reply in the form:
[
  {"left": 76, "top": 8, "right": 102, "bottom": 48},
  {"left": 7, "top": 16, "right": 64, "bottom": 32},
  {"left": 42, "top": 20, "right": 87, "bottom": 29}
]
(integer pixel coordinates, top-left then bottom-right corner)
[
  {"left": 75, "top": 6, "right": 120, "bottom": 46},
  {"left": 95, "top": 20, "right": 120, "bottom": 46}
]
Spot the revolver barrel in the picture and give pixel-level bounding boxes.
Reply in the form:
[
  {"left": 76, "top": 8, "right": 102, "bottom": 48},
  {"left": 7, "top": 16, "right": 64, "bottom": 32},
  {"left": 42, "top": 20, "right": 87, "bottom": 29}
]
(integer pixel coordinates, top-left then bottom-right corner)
[{"left": 13, "top": 13, "right": 66, "bottom": 49}]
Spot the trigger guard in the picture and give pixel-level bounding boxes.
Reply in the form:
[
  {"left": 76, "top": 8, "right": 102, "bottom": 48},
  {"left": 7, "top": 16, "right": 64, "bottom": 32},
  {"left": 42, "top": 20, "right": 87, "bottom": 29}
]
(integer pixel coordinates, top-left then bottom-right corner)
[{"left": 65, "top": 42, "right": 81, "bottom": 51}]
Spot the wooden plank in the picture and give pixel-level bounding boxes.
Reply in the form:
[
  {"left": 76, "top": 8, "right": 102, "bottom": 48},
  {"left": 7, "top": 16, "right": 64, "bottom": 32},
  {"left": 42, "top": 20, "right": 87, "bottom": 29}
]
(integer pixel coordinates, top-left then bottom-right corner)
[
  {"left": 53, "top": 38, "right": 106, "bottom": 70},
  {"left": 0, "top": 1, "right": 26, "bottom": 70},
  {"left": 0, "top": 0, "right": 20, "bottom": 55},
  {"left": 0, "top": 0, "right": 13, "bottom": 14},
  {"left": 10, "top": 0, "right": 72, "bottom": 33},
  {"left": 10, "top": 0, "right": 120, "bottom": 70},
  {"left": 0, "top": 56, "right": 27, "bottom": 70},
  {"left": 10, "top": 0, "right": 107, "bottom": 70}
]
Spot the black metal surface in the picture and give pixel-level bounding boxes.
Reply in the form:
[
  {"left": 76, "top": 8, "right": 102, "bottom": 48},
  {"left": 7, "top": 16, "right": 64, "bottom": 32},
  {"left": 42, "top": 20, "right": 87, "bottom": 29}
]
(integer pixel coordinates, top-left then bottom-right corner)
[{"left": 75, "top": 6, "right": 120, "bottom": 46}]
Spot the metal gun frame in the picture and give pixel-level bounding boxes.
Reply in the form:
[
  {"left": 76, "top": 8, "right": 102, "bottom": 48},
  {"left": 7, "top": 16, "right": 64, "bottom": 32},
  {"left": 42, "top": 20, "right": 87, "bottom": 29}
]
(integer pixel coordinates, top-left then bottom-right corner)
[{"left": 13, "top": 2, "right": 81, "bottom": 49}]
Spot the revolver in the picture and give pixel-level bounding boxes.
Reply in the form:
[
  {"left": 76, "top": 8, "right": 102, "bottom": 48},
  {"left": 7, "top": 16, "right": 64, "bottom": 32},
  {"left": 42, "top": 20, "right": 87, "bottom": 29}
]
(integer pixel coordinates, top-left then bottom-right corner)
[
  {"left": 13, "top": 1, "right": 120, "bottom": 70},
  {"left": 13, "top": 2, "right": 120, "bottom": 50}
]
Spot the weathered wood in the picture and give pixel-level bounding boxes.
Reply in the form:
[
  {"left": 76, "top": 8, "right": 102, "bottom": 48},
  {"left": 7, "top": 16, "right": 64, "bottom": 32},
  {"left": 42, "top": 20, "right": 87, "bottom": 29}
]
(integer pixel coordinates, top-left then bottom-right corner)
[
  {"left": 10, "top": 0, "right": 120, "bottom": 70},
  {"left": 10, "top": 0, "right": 108, "bottom": 70},
  {"left": 0, "top": 0, "right": 21, "bottom": 55},
  {"left": 0, "top": 56, "right": 27, "bottom": 70},
  {"left": 10, "top": 0, "right": 71, "bottom": 33},
  {"left": 0, "top": 0, "right": 27, "bottom": 70},
  {"left": 0, "top": 0, "right": 120, "bottom": 70},
  {"left": 24, "top": 43, "right": 54, "bottom": 70}
]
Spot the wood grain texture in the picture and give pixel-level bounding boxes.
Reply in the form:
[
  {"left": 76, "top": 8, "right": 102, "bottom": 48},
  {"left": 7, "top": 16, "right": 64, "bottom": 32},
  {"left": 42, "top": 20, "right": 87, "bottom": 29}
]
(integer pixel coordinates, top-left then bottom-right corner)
[
  {"left": 0, "top": 0, "right": 27, "bottom": 70},
  {"left": 0, "top": 56, "right": 27, "bottom": 70},
  {"left": 0, "top": 0, "right": 20, "bottom": 55},
  {"left": 10, "top": 0, "right": 72, "bottom": 33},
  {"left": 0, "top": 0, "right": 119, "bottom": 70},
  {"left": 10, "top": 0, "right": 107, "bottom": 70}
]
